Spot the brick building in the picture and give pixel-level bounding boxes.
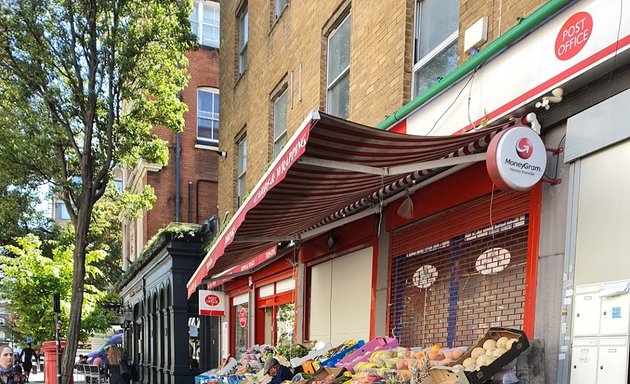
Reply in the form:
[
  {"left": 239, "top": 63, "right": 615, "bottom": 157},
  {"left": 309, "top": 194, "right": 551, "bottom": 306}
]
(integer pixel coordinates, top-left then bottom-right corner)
[
  {"left": 122, "top": 37, "right": 220, "bottom": 266},
  {"left": 119, "top": 2, "right": 223, "bottom": 383},
  {"left": 189, "top": 1, "right": 630, "bottom": 383}
]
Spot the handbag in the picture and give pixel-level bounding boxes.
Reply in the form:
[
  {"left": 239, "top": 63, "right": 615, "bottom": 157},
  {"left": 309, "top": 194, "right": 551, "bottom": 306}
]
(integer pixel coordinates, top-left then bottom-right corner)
[{"left": 120, "top": 359, "right": 132, "bottom": 381}]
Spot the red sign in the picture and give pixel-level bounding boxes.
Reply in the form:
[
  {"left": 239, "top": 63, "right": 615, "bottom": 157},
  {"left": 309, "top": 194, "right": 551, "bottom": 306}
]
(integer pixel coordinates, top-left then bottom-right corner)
[
  {"left": 205, "top": 294, "right": 220, "bottom": 306},
  {"left": 199, "top": 290, "right": 226, "bottom": 316},
  {"left": 555, "top": 12, "right": 592, "bottom": 60},
  {"left": 239, "top": 308, "right": 247, "bottom": 328}
]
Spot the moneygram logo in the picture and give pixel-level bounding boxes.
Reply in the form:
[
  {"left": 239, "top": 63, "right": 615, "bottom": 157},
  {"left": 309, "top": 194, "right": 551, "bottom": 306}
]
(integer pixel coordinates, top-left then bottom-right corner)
[{"left": 516, "top": 137, "right": 533, "bottom": 159}]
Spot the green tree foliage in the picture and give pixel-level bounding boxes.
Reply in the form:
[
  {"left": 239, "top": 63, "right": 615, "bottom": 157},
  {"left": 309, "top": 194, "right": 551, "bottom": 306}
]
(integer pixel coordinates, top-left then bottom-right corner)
[
  {"left": 0, "top": 1, "right": 194, "bottom": 381},
  {"left": 0, "top": 234, "right": 118, "bottom": 345}
]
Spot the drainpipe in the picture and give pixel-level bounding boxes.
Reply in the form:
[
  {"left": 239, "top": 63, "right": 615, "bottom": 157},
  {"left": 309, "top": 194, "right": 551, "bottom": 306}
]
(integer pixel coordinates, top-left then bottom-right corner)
[
  {"left": 175, "top": 94, "right": 183, "bottom": 222},
  {"left": 376, "top": 0, "right": 575, "bottom": 130}
]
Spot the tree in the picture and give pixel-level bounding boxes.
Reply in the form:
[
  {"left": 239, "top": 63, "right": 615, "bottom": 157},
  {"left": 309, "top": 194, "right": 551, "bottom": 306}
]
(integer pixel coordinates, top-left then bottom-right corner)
[
  {"left": 0, "top": 1, "right": 194, "bottom": 381},
  {"left": 0, "top": 234, "right": 118, "bottom": 345}
]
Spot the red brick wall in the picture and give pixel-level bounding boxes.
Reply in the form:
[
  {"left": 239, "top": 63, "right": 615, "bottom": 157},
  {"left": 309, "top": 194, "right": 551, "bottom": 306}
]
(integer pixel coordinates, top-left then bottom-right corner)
[{"left": 146, "top": 47, "right": 220, "bottom": 241}]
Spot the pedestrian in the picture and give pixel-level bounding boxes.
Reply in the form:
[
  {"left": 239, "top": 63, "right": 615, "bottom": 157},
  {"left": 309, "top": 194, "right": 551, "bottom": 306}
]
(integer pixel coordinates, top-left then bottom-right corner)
[
  {"left": 77, "top": 354, "right": 88, "bottom": 364},
  {"left": 0, "top": 345, "right": 23, "bottom": 384},
  {"left": 105, "top": 346, "right": 130, "bottom": 384},
  {"left": 263, "top": 358, "right": 293, "bottom": 384},
  {"left": 18, "top": 343, "right": 36, "bottom": 381},
  {"left": 92, "top": 354, "right": 103, "bottom": 369}
]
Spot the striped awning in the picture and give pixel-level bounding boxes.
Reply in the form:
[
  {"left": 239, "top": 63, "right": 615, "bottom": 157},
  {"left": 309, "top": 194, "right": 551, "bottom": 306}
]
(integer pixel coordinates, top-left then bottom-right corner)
[{"left": 187, "top": 110, "right": 507, "bottom": 297}]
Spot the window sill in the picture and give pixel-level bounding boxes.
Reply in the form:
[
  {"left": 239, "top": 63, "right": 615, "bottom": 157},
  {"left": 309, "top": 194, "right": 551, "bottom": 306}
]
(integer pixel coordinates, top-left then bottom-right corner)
[
  {"left": 235, "top": 69, "right": 247, "bottom": 88},
  {"left": 195, "top": 142, "right": 220, "bottom": 151},
  {"left": 270, "top": 4, "right": 289, "bottom": 33}
]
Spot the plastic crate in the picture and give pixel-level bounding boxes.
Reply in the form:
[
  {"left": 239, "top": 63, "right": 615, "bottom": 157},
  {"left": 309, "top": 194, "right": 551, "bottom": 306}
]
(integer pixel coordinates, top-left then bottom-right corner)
[
  {"left": 319, "top": 340, "right": 365, "bottom": 368},
  {"left": 451, "top": 327, "right": 529, "bottom": 384},
  {"left": 335, "top": 337, "right": 399, "bottom": 373}
]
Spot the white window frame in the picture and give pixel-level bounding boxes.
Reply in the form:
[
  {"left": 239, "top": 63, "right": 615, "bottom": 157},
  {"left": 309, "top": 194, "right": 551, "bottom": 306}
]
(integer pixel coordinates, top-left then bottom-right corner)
[
  {"left": 238, "top": 9, "right": 249, "bottom": 75},
  {"left": 190, "top": 1, "right": 220, "bottom": 48},
  {"left": 326, "top": 14, "right": 351, "bottom": 119},
  {"left": 273, "top": 89, "right": 288, "bottom": 158},
  {"left": 237, "top": 136, "right": 247, "bottom": 207},
  {"left": 411, "top": 0, "right": 459, "bottom": 97},
  {"left": 197, "top": 88, "right": 220, "bottom": 146}
]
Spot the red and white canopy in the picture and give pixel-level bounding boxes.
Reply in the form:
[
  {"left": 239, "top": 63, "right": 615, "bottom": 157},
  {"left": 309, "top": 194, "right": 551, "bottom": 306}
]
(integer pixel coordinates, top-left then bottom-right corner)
[{"left": 187, "top": 111, "right": 506, "bottom": 297}]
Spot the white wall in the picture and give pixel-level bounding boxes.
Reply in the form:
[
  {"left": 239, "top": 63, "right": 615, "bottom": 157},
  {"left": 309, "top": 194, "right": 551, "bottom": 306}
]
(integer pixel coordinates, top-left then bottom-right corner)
[
  {"left": 309, "top": 247, "right": 373, "bottom": 344},
  {"left": 575, "top": 139, "right": 630, "bottom": 284}
]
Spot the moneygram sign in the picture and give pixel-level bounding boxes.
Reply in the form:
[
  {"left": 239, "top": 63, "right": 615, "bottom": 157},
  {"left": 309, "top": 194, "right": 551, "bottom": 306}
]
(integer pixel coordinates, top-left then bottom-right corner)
[{"left": 486, "top": 126, "right": 546, "bottom": 191}]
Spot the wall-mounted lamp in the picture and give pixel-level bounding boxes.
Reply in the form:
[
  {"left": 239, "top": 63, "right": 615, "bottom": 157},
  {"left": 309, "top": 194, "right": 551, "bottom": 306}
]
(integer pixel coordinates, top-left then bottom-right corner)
[{"left": 326, "top": 232, "right": 338, "bottom": 249}]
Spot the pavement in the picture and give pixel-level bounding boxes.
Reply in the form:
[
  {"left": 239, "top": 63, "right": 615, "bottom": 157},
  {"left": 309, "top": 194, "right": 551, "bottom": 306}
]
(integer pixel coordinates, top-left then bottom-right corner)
[{"left": 26, "top": 369, "right": 45, "bottom": 383}]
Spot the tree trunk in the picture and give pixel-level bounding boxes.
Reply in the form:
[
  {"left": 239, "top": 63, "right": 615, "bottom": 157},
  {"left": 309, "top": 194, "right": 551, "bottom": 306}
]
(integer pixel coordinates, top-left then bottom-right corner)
[{"left": 60, "top": 196, "right": 94, "bottom": 384}]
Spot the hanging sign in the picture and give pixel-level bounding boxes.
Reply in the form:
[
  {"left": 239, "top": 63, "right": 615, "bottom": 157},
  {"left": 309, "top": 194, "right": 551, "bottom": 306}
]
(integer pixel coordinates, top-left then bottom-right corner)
[
  {"left": 486, "top": 126, "right": 546, "bottom": 191},
  {"left": 239, "top": 308, "right": 248, "bottom": 328},
  {"left": 199, "top": 290, "right": 226, "bottom": 316}
]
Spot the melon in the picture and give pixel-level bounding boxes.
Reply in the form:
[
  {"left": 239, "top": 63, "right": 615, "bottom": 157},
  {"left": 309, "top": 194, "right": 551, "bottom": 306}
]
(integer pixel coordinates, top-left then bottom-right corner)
[{"left": 482, "top": 339, "right": 497, "bottom": 350}]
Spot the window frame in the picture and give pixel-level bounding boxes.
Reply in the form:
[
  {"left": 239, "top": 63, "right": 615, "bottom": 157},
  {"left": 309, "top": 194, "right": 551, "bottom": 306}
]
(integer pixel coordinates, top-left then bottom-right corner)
[
  {"left": 238, "top": 8, "right": 249, "bottom": 75},
  {"left": 272, "top": 88, "right": 288, "bottom": 158},
  {"left": 196, "top": 87, "right": 220, "bottom": 146},
  {"left": 326, "top": 13, "right": 351, "bottom": 119},
  {"left": 190, "top": 1, "right": 220, "bottom": 48},
  {"left": 236, "top": 136, "right": 247, "bottom": 207},
  {"left": 411, "top": 0, "right": 459, "bottom": 97},
  {"left": 274, "top": 0, "right": 289, "bottom": 19}
]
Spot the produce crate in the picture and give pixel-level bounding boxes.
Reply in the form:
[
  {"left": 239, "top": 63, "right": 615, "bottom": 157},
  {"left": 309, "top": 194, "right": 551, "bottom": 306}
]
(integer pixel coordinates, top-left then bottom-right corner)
[
  {"left": 310, "top": 367, "right": 346, "bottom": 382},
  {"left": 452, "top": 327, "right": 529, "bottom": 384},
  {"left": 420, "top": 366, "right": 469, "bottom": 384},
  {"left": 335, "top": 337, "right": 398, "bottom": 373},
  {"left": 319, "top": 340, "right": 365, "bottom": 368}
]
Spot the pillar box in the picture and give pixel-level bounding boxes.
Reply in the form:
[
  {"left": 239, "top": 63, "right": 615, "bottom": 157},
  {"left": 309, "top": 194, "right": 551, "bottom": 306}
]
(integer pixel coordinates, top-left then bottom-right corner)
[{"left": 41, "top": 340, "right": 65, "bottom": 384}]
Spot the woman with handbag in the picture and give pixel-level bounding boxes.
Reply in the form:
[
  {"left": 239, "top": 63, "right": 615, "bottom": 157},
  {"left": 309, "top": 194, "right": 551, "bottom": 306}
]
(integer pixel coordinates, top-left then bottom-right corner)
[{"left": 105, "top": 345, "right": 130, "bottom": 384}]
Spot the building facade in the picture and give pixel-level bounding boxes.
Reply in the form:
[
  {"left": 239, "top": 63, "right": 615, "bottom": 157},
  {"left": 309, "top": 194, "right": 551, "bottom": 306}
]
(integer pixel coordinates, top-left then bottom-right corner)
[
  {"left": 119, "top": 2, "right": 222, "bottom": 383},
  {"left": 187, "top": 1, "right": 630, "bottom": 383}
]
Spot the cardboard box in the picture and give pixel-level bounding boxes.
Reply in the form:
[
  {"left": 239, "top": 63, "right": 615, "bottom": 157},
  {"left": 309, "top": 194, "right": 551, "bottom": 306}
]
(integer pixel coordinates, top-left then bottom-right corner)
[
  {"left": 310, "top": 367, "right": 346, "bottom": 382},
  {"left": 451, "top": 327, "right": 529, "bottom": 384},
  {"left": 419, "top": 366, "right": 469, "bottom": 384}
]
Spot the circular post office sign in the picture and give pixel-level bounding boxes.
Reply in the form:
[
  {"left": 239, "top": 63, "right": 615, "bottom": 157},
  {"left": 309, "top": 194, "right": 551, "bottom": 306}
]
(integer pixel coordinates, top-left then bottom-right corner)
[{"left": 486, "top": 126, "right": 546, "bottom": 191}]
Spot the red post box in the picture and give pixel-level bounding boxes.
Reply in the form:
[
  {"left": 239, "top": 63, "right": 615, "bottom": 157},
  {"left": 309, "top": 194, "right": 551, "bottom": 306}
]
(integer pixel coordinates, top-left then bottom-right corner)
[{"left": 41, "top": 340, "right": 65, "bottom": 384}]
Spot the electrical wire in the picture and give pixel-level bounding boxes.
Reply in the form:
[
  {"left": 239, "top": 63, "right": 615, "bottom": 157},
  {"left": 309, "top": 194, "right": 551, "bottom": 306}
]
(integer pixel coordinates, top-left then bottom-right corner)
[
  {"left": 608, "top": 0, "right": 624, "bottom": 82},
  {"left": 543, "top": 133, "right": 566, "bottom": 180},
  {"left": 427, "top": 66, "right": 480, "bottom": 136}
]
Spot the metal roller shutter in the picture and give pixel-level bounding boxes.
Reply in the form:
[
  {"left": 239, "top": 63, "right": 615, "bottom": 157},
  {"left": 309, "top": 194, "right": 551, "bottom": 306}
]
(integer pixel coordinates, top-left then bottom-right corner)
[{"left": 389, "top": 191, "right": 531, "bottom": 348}]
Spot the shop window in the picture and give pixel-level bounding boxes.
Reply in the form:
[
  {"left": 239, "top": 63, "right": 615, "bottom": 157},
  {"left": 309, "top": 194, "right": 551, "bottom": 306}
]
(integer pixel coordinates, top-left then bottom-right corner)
[
  {"left": 412, "top": 0, "right": 459, "bottom": 96},
  {"left": 389, "top": 215, "right": 529, "bottom": 348},
  {"left": 256, "top": 278, "right": 296, "bottom": 346},
  {"left": 326, "top": 14, "right": 350, "bottom": 119},
  {"left": 238, "top": 6, "right": 249, "bottom": 75},
  {"left": 236, "top": 135, "right": 247, "bottom": 207},
  {"left": 190, "top": 1, "right": 220, "bottom": 48},
  {"left": 233, "top": 294, "right": 249, "bottom": 359},
  {"left": 273, "top": 88, "right": 288, "bottom": 158},
  {"left": 197, "top": 88, "right": 220, "bottom": 146}
]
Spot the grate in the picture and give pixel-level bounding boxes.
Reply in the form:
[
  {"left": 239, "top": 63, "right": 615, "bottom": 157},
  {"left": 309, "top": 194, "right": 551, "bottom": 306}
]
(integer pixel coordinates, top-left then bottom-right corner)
[{"left": 389, "top": 193, "right": 530, "bottom": 349}]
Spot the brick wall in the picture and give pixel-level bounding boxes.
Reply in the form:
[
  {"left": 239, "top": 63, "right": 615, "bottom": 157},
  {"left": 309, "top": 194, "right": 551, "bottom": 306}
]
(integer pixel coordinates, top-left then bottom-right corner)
[
  {"left": 145, "top": 47, "right": 220, "bottom": 243},
  {"left": 218, "top": 0, "right": 412, "bottom": 220},
  {"left": 217, "top": 0, "right": 548, "bottom": 221}
]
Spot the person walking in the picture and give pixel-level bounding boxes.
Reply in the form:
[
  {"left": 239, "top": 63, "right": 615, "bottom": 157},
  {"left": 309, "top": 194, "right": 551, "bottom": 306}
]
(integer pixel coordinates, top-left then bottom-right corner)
[
  {"left": 18, "top": 344, "right": 36, "bottom": 382},
  {"left": 0, "top": 345, "right": 23, "bottom": 384},
  {"left": 105, "top": 346, "right": 129, "bottom": 384}
]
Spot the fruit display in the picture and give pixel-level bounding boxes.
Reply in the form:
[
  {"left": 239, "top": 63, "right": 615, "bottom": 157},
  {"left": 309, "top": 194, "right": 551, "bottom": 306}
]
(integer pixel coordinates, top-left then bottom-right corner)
[{"left": 449, "top": 327, "right": 529, "bottom": 384}]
